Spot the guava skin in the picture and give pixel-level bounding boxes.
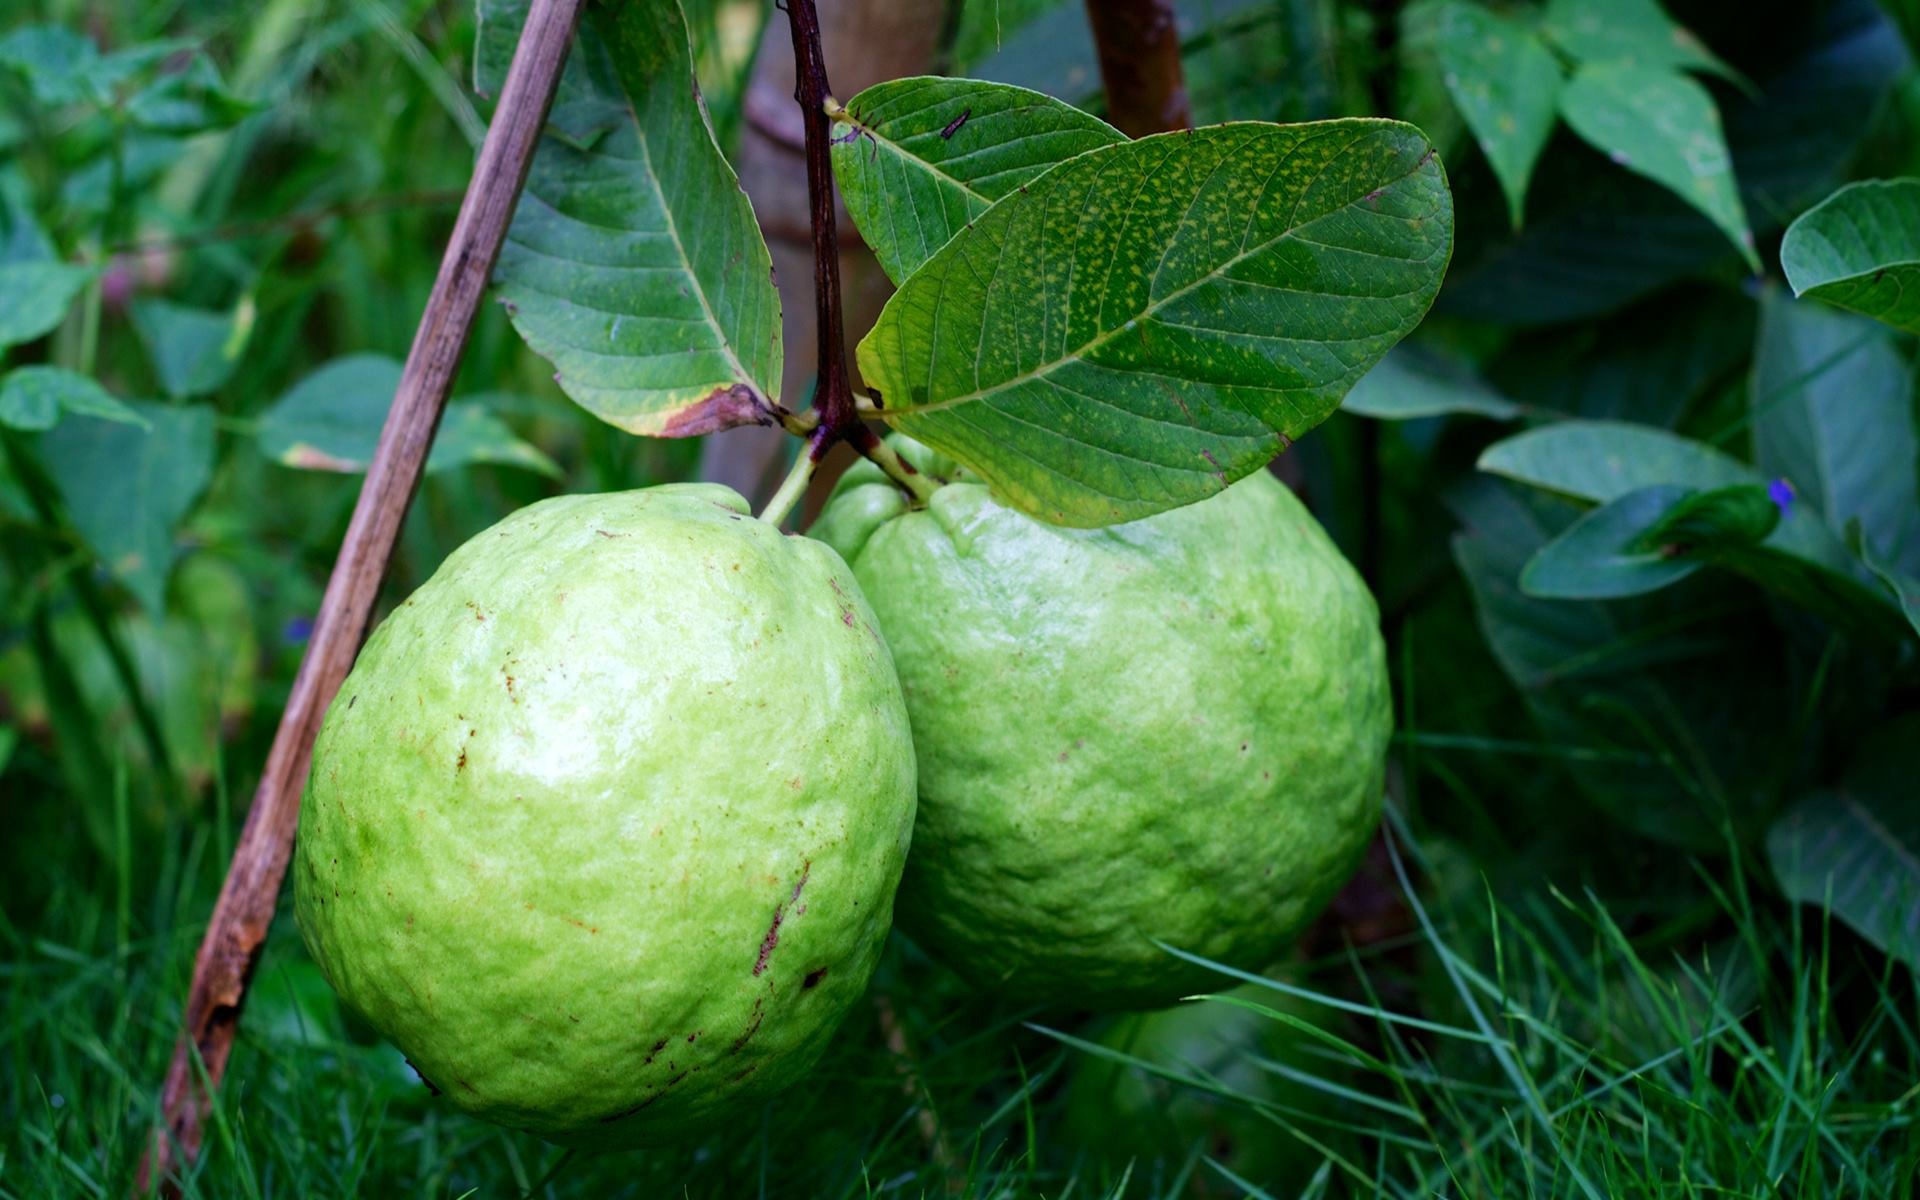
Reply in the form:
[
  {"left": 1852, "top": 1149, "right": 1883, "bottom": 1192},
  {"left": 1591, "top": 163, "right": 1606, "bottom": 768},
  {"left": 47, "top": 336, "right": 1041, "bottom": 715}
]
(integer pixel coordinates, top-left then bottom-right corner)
[
  {"left": 294, "top": 483, "right": 916, "bottom": 1149},
  {"left": 815, "top": 448, "right": 1387, "bottom": 1010}
]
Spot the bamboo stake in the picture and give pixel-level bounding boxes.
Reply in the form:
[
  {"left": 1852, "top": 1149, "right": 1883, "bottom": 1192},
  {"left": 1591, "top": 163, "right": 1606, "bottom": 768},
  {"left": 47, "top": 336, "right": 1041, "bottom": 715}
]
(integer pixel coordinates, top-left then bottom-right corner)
[{"left": 136, "top": 0, "right": 584, "bottom": 1188}]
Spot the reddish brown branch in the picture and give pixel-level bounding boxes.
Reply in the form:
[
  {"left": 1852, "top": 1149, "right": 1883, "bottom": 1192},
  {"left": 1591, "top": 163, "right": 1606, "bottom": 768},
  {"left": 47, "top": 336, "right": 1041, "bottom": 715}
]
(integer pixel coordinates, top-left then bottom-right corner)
[
  {"left": 780, "top": 0, "right": 862, "bottom": 462},
  {"left": 135, "top": 0, "right": 585, "bottom": 1190},
  {"left": 1082, "top": 0, "right": 1193, "bottom": 137}
]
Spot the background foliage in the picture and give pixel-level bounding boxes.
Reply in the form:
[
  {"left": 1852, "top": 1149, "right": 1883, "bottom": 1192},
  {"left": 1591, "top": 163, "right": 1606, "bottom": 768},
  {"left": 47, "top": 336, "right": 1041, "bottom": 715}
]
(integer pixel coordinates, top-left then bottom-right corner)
[{"left": 3, "top": 0, "right": 1918, "bottom": 1196}]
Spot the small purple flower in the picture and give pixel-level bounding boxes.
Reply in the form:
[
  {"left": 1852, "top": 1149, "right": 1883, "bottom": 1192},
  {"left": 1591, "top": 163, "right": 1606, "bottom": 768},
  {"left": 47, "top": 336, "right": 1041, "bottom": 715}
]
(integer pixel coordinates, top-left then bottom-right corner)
[
  {"left": 282, "top": 616, "right": 315, "bottom": 645},
  {"left": 1768, "top": 478, "right": 1795, "bottom": 515}
]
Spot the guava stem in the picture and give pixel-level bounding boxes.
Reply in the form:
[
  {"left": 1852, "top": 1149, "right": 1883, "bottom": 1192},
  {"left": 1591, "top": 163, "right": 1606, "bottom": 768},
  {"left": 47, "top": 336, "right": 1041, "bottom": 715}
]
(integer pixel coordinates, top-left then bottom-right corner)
[
  {"left": 759, "top": 452, "right": 817, "bottom": 528},
  {"left": 856, "top": 433, "right": 938, "bottom": 506}
]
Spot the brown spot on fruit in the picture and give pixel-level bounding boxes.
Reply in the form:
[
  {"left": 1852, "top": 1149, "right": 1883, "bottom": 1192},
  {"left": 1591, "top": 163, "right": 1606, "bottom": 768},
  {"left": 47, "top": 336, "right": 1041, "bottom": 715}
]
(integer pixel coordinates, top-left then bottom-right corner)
[
  {"left": 803, "top": 967, "right": 827, "bottom": 989},
  {"left": 751, "top": 861, "right": 811, "bottom": 976}
]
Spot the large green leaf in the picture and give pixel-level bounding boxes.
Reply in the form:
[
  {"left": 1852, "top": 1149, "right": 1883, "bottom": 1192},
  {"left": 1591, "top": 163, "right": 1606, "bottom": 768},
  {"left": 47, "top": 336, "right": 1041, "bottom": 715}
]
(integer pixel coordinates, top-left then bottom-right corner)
[
  {"left": 41, "top": 400, "right": 215, "bottom": 615},
  {"left": 1341, "top": 343, "right": 1520, "bottom": 421},
  {"left": 829, "top": 77, "right": 1124, "bottom": 286},
  {"left": 1541, "top": 0, "right": 1739, "bottom": 81},
  {"left": 256, "top": 355, "right": 559, "bottom": 477},
  {"left": 481, "top": 0, "right": 781, "bottom": 437},
  {"left": 0, "top": 366, "right": 144, "bottom": 431},
  {"left": 1558, "top": 64, "right": 1756, "bottom": 269},
  {"left": 857, "top": 120, "right": 1453, "bottom": 527},
  {"left": 1750, "top": 290, "right": 1920, "bottom": 572},
  {"left": 1768, "top": 718, "right": 1920, "bottom": 970},
  {"left": 0, "top": 261, "right": 93, "bottom": 350},
  {"left": 1425, "top": 2, "right": 1562, "bottom": 228},
  {"left": 1520, "top": 484, "right": 1707, "bottom": 599},
  {"left": 1779, "top": 178, "right": 1920, "bottom": 335}
]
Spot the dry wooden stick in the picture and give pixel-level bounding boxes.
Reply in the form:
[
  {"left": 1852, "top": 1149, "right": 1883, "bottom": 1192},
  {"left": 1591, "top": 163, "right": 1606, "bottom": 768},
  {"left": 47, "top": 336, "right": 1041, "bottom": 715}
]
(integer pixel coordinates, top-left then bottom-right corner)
[
  {"left": 136, "top": 0, "right": 584, "bottom": 1189},
  {"left": 1082, "top": 0, "right": 1193, "bottom": 137}
]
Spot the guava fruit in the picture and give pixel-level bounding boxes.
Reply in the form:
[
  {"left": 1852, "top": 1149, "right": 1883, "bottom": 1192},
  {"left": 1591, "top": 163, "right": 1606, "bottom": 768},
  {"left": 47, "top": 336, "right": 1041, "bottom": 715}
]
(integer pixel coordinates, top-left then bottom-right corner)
[
  {"left": 1061, "top": 983, "right": 1339, "bottom": 1187},
  {"left": 814, "top": 443, "right": 1388, "bottom": 1010},
  {"left": 295, "top": 483, "right": 916, "bottom": 1149}
]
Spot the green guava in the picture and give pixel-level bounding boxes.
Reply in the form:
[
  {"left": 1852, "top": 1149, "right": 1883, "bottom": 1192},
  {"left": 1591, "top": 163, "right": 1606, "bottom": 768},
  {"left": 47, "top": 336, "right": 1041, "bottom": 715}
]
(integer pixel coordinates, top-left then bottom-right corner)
[
  {"left": 294, "top": 483, "right": 916, "bottom": 1149},
  {"left": 813, "top": 442, "right": 1388, "bottom": 1010},
  {"left": 1061, "top": 983, "right": 1339, "bottom": 1187}
]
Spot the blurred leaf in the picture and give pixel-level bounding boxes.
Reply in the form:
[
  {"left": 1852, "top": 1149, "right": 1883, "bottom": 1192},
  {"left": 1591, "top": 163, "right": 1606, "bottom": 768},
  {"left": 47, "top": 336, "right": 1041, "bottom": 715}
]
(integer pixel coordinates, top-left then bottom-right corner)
[
  {"left": 1426, "top": 2, "right": 1562, "bottom": 228},
  {"left": 1542, "top": 0, "right": 1740, "bottom": 81},
  {"left": 0, "top": 25, "right": 99, "bottom": 107},
  {"left": 481, "top": 0, "right": 782, "bottom": 437},
  {"left": 1444, "top": 0, "right": 1904, "bottom": 325},
  {"left": 130, "top": 297, "right": 255, "bottom": 399},
  {"left": 859, "top": 121, "right": 1454, "bottom": 527},
  {"left": 1451, "top": 476, "right": 1801, "bottom": 848},
  {"left": 1779, "top": 178, "right": 1920, "bottom": 334},
  {"left": 256, "top": 355, "right": 559, "bottom": 477},
  {"left": 0, "top": 262, "right": 94, "bottom": 350},
  {"left": 1855, "top": 524, "right": 1920, "bottom": 637},
  {"left": 1342, "top": 344, "right": 1522, "bottom": 420},
  {"left": 1521, "top": 484, "right": 1704, "bottom": 599},
  {"left": 1558, "top": 64, "right": 1756, "bottom": 269},
  {"left": 829, "top": 77, "right": 1123, "bottom": 286},
  {"left": 1484, "top": 421, "right": 1911, "bottom": 641},
  {"left": 125, "top": 51, "right": 256, "bottom": 135},
  {"left": 0, "top": 168, "right": 53, "bottom": 265},
  {"left": 1751, "top": 290, "right": 1920, "bottom": 572},
  {"left": 41, "top": 401, "right": 215, "bottom": 615},
  {"left": 1768, "top": 718, "right": 1920, "bottom": 969},
  {"left": 60, "top": 135, "right": 187, "bottom": 217},
  {"left": 0, "top": 367, "right": 145, "bottom": 431},
  {"left": 1480, "top": 420, "right": 1755, "bottom": 500}
]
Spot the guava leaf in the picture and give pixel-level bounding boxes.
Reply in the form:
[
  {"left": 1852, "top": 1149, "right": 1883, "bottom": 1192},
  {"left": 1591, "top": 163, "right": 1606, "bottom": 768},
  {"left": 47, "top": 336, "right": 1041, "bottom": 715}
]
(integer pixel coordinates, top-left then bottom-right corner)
[
  {"left": 257, "top": 355, "right": 559, "bottom": 477},
  {"left": 480, "top": 0, "right": 781, "bottom": 437},
  {"left": 1541, "top": 0, "right": 1741, "bottom": 83},
  {"left": 1750, "top": 290, "right": 1920, "bottom": 573},
  {"left": 1768, "top": 718, "right": 1920, "bottom": 970},
  {"left": 41, "top": 400, "right": 214, "bottom": 615},
  {"left": 1341, "top": 344, "right": 1520, "bottom": 421},
  {"left": 0, "top": 261, "right": 94, "bottom": 350},
  {"left": 0, "top": 366, "right": 145, "bottom": 431},
  {"left": 829, "top": 76, "right": 1124, "bottom": 286},
  {"left": 1425, "top": 2, "right": 1562, "bottom": 229},
  {"left": 1557, "top": 64, "right": 1756, "bottom": 270},
  {"left": 858, "top": 120, "right": 1453, "bottom": 527},
  {"left": 1779, "top": 178, "right": 1920, "bottom": 335},
  {"left": 130, "top": 297, "right": 254, "bottom": 398}
]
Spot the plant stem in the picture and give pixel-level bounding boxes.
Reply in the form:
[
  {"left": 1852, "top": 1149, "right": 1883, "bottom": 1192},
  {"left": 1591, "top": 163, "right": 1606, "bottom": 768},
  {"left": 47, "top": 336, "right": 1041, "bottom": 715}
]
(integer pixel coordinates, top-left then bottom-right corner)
[
  {"left": 137, "top": 0, "right": 586, "bottom": 1189},
  {"left": 781, "top": 0, "right": 859, "bottom": 462},
  {"left": 1082, "top": 0, "right": 1192, "bottom": 136},
  {"left": 856, "top": 433, "right": 937, "bottom": 505},
  {"left": 759, "top": 450, "right": 816, "bottom": 528}
]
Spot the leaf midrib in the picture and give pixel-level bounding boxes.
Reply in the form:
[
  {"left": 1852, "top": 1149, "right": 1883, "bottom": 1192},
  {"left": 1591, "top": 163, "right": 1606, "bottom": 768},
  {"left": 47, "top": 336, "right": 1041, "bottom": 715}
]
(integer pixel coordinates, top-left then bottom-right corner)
[{"left": 883, "top": 133, "right": 1440, "bottom": 419}]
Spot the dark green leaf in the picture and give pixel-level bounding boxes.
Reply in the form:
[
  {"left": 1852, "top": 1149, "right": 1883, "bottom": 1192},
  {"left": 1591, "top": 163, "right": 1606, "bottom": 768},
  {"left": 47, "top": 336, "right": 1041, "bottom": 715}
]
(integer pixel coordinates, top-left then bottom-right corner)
[
  {"left": 1855, "top": 525, "right": 1920, "bottom": 638},
  {"left": 1768, "top": 718, "right": 1920, "bottom": 970},
  {"left": 0, "top": 262, "right": 94, "bottom": 350},
  {"left": 1645, "top": 484, "right": 1782, "bottom": 549},
  {"left": 124, "top": 51, "right": 256, "bottom": 134},
  {"left": 1483, "top": 421, "right": 1911, "bottom": 641},
  {"left": 1341, "top": 344, "right": 1521, "bottom": 420},
  {"left": 256, "top": 355, "right": 559, "bottom": 477},
  {"left": 1521, "top": 484, "right": 1705, "bottom": 599},
  {"left": 1479, "top": 420, "right": 1754, "bottom": 501},
  {"left": 482, "top": 0, "right": 782, "bottom": 437},
  {"left": 1425, "top": 2, "right": 1562, "bottom": 228},
  {"left": 858, "top": 120, "right": 1454, "bottom": 527},
  {"left": 0, "top": 25, "right": 99, "bottom": 107},
  {"left": 0, "top": 367, "right": 145, "bottom": 431},
  {"left": 1558, "top": 64, "right": 1756, "bottom": 269},
  {"left": 130, "top": 297, "right": 255, "bottom": 399},
  {"left": 829, "top": 77, "right": 1124, "bottom": 285},
  {"left": 1779, "top": 178, "right": 1920, "bottom": 334},
  {"left": 1750, "top": 289, "right": 1919, "bottom": 572},
  {"left": 1541, "top": 0, "right": 1740, "bottom": 81},
  {"left": 41, "top": 401, "right": 215, "bottom": 615}
]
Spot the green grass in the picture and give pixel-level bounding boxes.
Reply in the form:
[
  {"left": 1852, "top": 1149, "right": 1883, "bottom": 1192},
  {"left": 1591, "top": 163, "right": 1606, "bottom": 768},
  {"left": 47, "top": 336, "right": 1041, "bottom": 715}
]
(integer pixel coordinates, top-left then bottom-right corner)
[{"left": 6, "top": 769, "right": 1917, "bottom": 1198}]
